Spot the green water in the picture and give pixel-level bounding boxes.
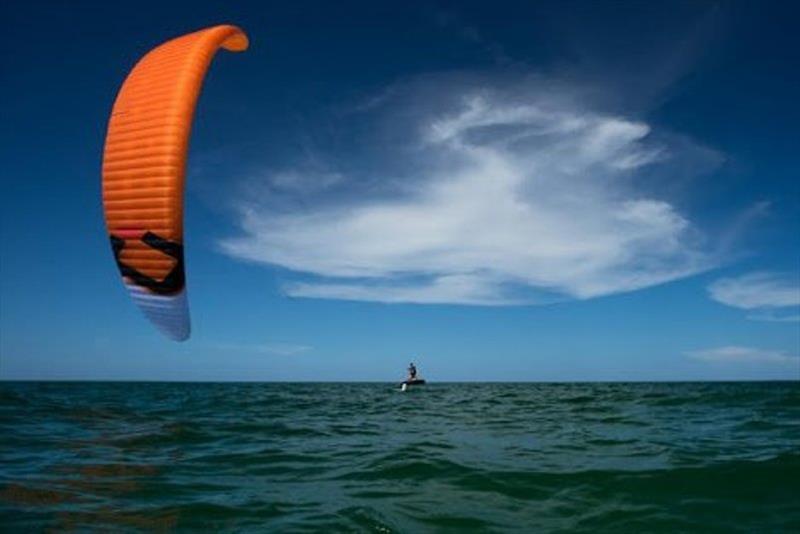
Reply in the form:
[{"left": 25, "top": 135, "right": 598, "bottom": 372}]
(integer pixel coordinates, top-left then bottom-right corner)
[{"left": 1, "top": 381, "right": 799, "bottom": 532}]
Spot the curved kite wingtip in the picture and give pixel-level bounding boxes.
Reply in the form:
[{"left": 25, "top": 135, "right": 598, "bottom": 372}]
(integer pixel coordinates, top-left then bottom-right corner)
[
  {"left": 171, "top": 331, "right": 191, "bottom": 342},
  {"left": 218, "top": 24, "right": 249, "bottom": 52}
]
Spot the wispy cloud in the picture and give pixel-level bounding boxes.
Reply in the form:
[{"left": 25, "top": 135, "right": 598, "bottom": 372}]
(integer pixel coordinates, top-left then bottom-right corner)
[
  {"left": 745, "top": 310, "right": 800, "bottom": 323},
  {"left": 220, "top": 74, "right": 722, "bottom": 305},
  {"left": 686, "top": 346, "right": 799, "bottom": 365},
  {"left": 211, "top": 342, "right": 312, "bottom": 356},
  {"left": 708, "top": 271, "right": 800, "bottom": 321},
  {"left": 430, "top": 8, "right": 513, "bottom": 66}
]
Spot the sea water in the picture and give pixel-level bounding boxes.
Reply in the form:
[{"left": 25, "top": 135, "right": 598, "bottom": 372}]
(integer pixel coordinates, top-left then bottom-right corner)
[{"left": 1, "top": 381, "right": 798, "bottom": 531}]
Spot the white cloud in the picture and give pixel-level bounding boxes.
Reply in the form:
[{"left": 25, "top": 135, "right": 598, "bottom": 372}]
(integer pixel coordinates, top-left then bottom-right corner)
[
  {"left": 686, "top": 346, "right": 799, "bottom": 365},
  {"left": 745, "top": 310, "right": 800, "bottom": 323},
  {"left": 211, "top": 342, "right": 312, "bottom": 356},
  {"left": 268, "top": 170, "right": 344, "bottom": 194},
  {"left": 708, "top": 272, "right": 800, "bottom": 321},
  {"left": 287, "top": 274, "right": 525, "bottom": 305},
  {"left": 220, "top": 77, "right": 718, "bottom": 305}
]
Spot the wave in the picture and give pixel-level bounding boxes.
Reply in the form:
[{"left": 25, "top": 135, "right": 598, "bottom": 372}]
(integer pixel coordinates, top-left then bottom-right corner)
[{"left": 1, "top": 381, "right": 798, "bottom": 531}]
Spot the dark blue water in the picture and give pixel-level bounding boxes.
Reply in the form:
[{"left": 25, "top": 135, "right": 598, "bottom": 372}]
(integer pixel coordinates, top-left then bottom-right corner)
[{"left": 1, "top": 382, "right": 799, "bottom": 532}]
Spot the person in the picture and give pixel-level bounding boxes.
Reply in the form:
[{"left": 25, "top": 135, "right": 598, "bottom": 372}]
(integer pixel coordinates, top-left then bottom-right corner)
[{"left": 408, "top": 362, "right": 417, "bottom": 380}]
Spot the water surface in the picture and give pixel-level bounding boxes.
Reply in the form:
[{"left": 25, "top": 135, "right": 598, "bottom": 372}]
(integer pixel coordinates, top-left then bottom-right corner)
[{"left": 1, "top": 382, "right": 798, "bottom": 531}]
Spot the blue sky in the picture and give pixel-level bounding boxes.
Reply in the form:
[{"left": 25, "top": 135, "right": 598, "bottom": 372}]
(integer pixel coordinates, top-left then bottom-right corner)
[{"left": 1, "top": 0, "right": 798, "bottom": 381}]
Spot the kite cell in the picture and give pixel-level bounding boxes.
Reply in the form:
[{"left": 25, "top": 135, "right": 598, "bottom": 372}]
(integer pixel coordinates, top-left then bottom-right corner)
[{"left": 102, "top": 25, "right": 248, "bottom": 341}]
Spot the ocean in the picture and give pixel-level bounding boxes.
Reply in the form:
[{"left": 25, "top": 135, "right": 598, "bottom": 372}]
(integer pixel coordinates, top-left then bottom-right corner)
[{"left": 1, "top": 381, "right": 798, "bottom": 532}]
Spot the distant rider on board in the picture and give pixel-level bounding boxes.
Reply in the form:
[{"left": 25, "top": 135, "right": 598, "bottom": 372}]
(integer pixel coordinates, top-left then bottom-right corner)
[{"left": 408, "top": 363, "right": 417, "bottom": 381}]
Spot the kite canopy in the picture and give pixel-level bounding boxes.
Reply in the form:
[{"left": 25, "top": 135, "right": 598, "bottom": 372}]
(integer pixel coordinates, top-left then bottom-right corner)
[{"left": 102, "top": 25, "right": 248, "bottom": 341}]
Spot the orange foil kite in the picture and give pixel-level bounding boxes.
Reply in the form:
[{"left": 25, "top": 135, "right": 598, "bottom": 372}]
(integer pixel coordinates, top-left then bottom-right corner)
[{"left": 102, "top": 25, "right": 248, "bottom": 340}]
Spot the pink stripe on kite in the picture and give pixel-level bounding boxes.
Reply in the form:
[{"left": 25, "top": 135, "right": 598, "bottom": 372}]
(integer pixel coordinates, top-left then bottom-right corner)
[{"left": 116, "top": 228, "right": 145, "bottom": 239}]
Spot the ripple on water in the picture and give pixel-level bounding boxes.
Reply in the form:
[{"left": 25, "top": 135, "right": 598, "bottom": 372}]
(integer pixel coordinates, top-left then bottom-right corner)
[{"left": 1, "top": 381, "right": 798, "bottom": 531}]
